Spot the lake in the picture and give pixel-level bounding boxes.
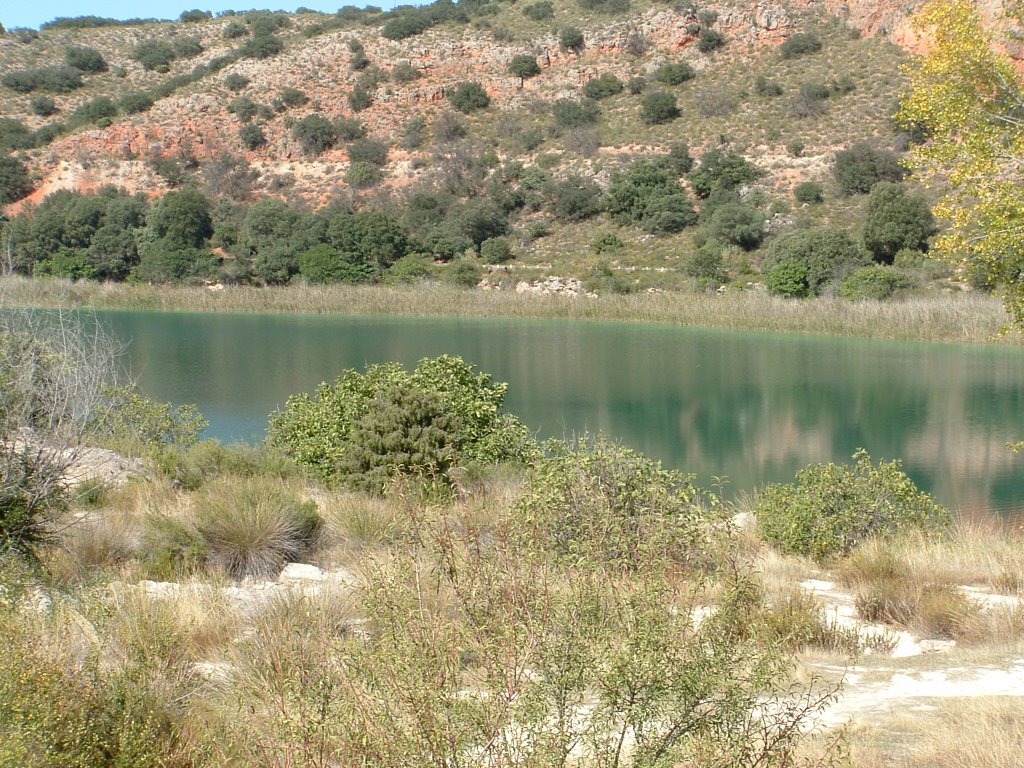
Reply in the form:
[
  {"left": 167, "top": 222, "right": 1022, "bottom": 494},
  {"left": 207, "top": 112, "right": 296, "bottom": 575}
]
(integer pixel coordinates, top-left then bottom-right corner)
[{"left": 97, "top": 309, "right": 1024, "bottom": 520}]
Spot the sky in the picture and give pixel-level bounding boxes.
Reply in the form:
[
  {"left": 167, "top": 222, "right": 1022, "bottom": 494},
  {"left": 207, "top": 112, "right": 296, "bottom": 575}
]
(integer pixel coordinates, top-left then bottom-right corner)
[{"left": 1, "top": 1, "right": 403, "bottom": 31}]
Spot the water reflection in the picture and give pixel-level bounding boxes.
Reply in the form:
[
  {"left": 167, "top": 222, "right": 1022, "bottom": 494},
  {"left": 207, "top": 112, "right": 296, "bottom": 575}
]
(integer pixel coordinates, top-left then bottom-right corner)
[{"left": 100, "top": 311, "right": 1024, "bottom": 519}]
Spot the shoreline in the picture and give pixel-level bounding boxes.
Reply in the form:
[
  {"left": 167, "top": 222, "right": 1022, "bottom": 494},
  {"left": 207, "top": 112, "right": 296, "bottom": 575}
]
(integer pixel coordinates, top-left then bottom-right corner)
[{"left": 0, "top": 276, "right": 1019, "bottom": 346}]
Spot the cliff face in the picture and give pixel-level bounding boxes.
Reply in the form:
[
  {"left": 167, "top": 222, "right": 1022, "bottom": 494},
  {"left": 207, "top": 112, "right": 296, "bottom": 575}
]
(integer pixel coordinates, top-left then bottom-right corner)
[{"left": 0, "top": 0, "right": 1002, "bottom": 210}]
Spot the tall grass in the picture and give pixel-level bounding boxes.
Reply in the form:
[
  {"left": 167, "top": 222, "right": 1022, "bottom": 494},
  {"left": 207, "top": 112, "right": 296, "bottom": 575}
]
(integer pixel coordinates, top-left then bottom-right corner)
[{"left": 1, "top": 275, "right": 1018, "bottom": 344}]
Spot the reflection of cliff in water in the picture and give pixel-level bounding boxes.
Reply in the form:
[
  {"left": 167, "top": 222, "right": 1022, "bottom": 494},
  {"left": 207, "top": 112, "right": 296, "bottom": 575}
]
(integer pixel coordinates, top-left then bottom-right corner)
[{"left": 99, "top": 311, "right": 1024, "bottom": 520}]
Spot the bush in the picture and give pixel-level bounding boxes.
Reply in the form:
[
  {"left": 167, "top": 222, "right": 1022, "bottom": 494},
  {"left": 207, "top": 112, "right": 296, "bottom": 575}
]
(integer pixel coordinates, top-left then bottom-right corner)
[
  {"left": 238, "top": 122, "right": 266, "bottom": 150},
  {"left": 347, "top": 137, "right": 389, "bottom": 166},
  {"left": 606, "top": 159, "right": 697, "bottom": 233},
  {"left": 779, "top": 32, "right": 822, "bottom": 59},
  {"left": 862, "top": 182, "right": 936, "bottom": 263},
  {"left": 29, "top": 95, "right": 58, "bottom": 117},
  {"left": 688, "top": 149, "right": 763, "bottom": 198},
  {"left": 339, "top": 385, "right": 460, "bottom": 495},
  {"left": 793, "top": 181, "right": 823, "bottom": 204},
  {"left": 833, "top": 142, "right": 906, "bottom": 195},
  {"left": 685, "top": 239, "right": 727, "bottom": 285},
  {"left": 449, "top": 80, "right": 490, "bottom": 113},
  {"left": 627, "top": 76, "right": 645, "bottom": 94},
  {"left": 348, "top": 83, "right": 373, "bottom": 111},
  {"left": 118, "top": 91, "right": 155, "bottom": 114},
  {"left": 515, "top": 435, "right": 725, "bottom": 569},
  {"left": 346, "top": 161, "right": 381, "bottom": 189},
  {"left": 292, "top": 114, "right": 337, "bottom": 155},
  {"left": 523, "top": 0, "right": 554, "bottom": 20},
  {"left": 223, "top": 20, "right": 249, "bottom": 38},
  {"left": 240, "top": 34, "right": 284, "bottom": 59},
  {"left": 180, "top": 8, "right": 212, "bottom": 22},
  {"left": 335, "top": 116, "right": 366, "bottom": 141},
  {"left": 194, "top": 477, "right": 322, "bottom": 577},
  {"left": 0, "top": 156, "right": 32, "bottom": 204},
  {"left": 507, "top": 54, "right": 541, "bottom": 80},
  {"left": 754, "top": 75, "right": 783, "bottom": 97},
  {"left": 583, "top": 72, "right": 623, "bottom": 100},
  {"left": 696, "top": 28, "right": 725, "bottom": 53},
  {"left": 65, "top": 45, "right": 108, "bottom": 73},
  {"left": 392, "top": 62, "right": 420, "bottom": 82},
  {"left": 268, "top": 356, "right": 534, "bottom": 486},
  {"left": 559, "top": 27, "right": 585, "bottom": 54},
  {"left": 298, "top": 244, "right": 372, "bottom": 285},
  {"left": 171, "top": 36, "right": 203, "bottom": 59},
  {"left": 2, "top": 66, "right": 83, "bottom": 93},
  {"left": 756, "top": 450, "right": 950, "bottom": 561},
  {"left": 228, "top": 96, "right": 259, "bottom": 122},
  {"left": 762, "top": 226, "right": 866, "bottom": 297},
  {"left": 639, "top": 91, "right": 679, "bottom": 124},
  {"left": 838, "top": 264, "right": 914, "bottom": 300},
  {"left": 480, "top": 237, "right": 513, "bottom": 264},
  {"left": 132, "top": 39, "right": 176, "bottom": 71},
  {"left": 552, "top": 97, "right": 600, "bottom": 128},
  {"left": 552, "top": 175, "right": 603, "bottom": 221},
  {"left": 704, "top": 203, "right": 764, "bottom": 250},
  {"left": 654, "top": 62, "right": 695, "bottom": 85},
  {"left": 445, "top": 258, "right": 482, "bottom": 287}
]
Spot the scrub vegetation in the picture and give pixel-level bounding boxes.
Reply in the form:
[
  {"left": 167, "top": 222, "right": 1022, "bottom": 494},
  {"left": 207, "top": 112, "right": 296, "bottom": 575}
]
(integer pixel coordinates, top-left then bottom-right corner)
[{"left": 2, "top": 314, "right": 1023, "bottom": 766}]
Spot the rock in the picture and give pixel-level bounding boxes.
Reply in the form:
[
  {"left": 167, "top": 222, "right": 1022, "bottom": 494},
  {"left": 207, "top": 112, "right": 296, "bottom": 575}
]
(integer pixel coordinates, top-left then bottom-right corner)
[{"left": 278, "top": 562, "right": 325, "bottom": 584}]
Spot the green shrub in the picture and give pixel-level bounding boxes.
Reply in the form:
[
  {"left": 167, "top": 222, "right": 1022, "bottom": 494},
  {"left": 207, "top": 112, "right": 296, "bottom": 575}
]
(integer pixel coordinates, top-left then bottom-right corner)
[
  {"left": 223, "top": 20, "right": 249, "bottom": 38},
  {"left": 0, "top": 156, "right": 32, "bottom": 204},
  {"left": 754, "top": 75, "right": 783, "bottom": 97},
  {"left": 552, "top": 175, "right": 603, "bottom": 221},
  {"left": 552, "top": 97, "right": 600, "bottom": 128},
  {"left": 118, "top": 91, "right": 154, "bottom": 114},
  {"left": 346, "top": 161, "right": 380, "bottom": 189},
  {"left": 606, "top": 159, "right": 697, "bottom": 233},
  {"left": 65, "top": 45, "right": 107, "bottom": 73},
  {"left": 338, "top": 385, "right": 460, "bottom": 495},
  {"left": 515, "top": 435, "right": 726, "bottom": 570},
  {"left": 480, "top": 237, "right": 513, "bottom": 264},
  {"left": 762, "top": 226, "right": 865, "bottom": 297},
  {"left": 522, "top": 0, "right": 554, "bottom": 20},
  {"left": 171, "top": 36, "right": 203, "bottom": 59},
  {"left": 392, "top": 62, "right": 420, "bottom": 82},
  {"left": 704, "top": 203, "right": 763, "bottom": 250},
  {"left": 240, "top": 34, "right": 284, "bottom": 59},
  {"left": 445, "top": 258, "right": 483, "bottom": 287},
  {"left": 756, "top": 449, "right": 951, "bottom": 561},
  {"left": 194, "top": 476, "right": 322, "bottom": 577},
  {"left": 793, "top": 181, "right": 823, "bottom": 204},
  {"left": 228, "top": 96, "right": 259, "bottom": 122},
  {"left": 862, "top": 182, "right": 936, "bottom": 263},
  {"left": 590, "top": 232, "right": 623, "bottom": 254},
  {"left": 238, "top": 122, "right": 266, "bottom": 150},
  {"left": 833, "top": 142, "right": 906, "bottom": 195},
  {"left": 696, "top": 28, "right": 725, "bottom": 53},
  {"left": 559, "top": 27, "right": 585, "bottom": 54},
  {"left": 449, "top": 80, "right": 490, "bottom": 113},
  {"left": 278, "top": 86, "right": 307, "bottom": 108},
  {"left": 132, "top": 39, "right": 176, "bottom": 71},
  {"left": 267, "top": 356, "right": 534, "bottom": 485},
  {"left": 654, "top": 62, "right": 695, "bottom": 86},
  {"left": 685, "top": 239, "right": 727, "bottom": 286},
  {"left": 627, "top": 76, "right": 645, "bottom": 94},
  {"left": 688, "top": 149, "right": 763, "bottom": 198},
  {"left": 292, "top": 114, "right": 337, "bottom": 155},
  {"left": 639, "top": 91, "right": 680, "bottom": 124},
  {"left": 347, "top": 137, "right": 389, "bottom": 166},
  {"left": 779, "top": 32, "right": 822, "bottom": 59},
  {"left": 335, "top": 116, "right": 366, "bottom": 141},
  {"left": 298, "top": 244, "right": 371, "bottom": 285},
  {"left": 507, "top": 54, "right": 541, "bottom": 80},
  {"left": 91, "top": 385, "right": 207, "bottom": 451},
  {"left": 838, "top": 265, "right": 914, "bottom": 300},
  {"left": 583, "top": 72, "right": 624, "bottom": 100},
  {"left": 29, "top": 95, "right": 58, "bottom": 117}
]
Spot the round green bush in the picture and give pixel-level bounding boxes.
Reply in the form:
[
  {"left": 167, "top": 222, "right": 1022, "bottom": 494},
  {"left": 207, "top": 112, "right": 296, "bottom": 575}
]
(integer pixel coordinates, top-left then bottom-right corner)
[
  {"left": 838, "top": 265, "right": 913, "bottom": 300},
  {"left": 756, "top": 450, "right": 950, "bottom": 561},
  {"left": 639, "top": 91, "right": 679, "bottom": 124}
]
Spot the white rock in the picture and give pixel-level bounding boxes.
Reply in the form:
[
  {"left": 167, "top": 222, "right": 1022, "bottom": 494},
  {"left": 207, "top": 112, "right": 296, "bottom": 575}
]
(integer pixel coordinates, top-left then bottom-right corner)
[{"left": 278, "top": 562, "right": 325, "bottom": 584}]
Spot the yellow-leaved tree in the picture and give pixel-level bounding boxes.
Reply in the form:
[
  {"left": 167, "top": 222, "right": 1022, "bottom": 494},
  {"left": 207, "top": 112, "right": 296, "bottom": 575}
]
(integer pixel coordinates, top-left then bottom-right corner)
[{"left": 898, "top": 0, "right": 1024, "bottom": 330}]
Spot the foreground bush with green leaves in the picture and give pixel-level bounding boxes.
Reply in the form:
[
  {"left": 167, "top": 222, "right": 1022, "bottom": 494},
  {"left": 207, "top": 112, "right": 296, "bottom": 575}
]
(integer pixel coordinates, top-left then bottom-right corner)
[
  {"left": 267, "top": 354, "right": 535, "bottom": 492},
  {"left": 755, "top": 449, "right": 951, "bottom": 561}
]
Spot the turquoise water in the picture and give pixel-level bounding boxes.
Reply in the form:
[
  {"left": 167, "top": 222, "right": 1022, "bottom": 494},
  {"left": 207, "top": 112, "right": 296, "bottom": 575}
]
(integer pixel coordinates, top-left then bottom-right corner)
[{"left": 98, "top": 310, "right": 1024, "bottom": 519}]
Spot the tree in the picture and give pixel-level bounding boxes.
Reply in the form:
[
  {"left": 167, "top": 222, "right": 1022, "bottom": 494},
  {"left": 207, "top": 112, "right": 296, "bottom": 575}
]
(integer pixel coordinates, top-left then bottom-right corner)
[
  {"left": 449, "top": 81, "right": 490, "bottom": 113},
  {"left": 762, "top": 226, "right": 866, "bottom": 297},
  {"left": 639, "top": 91, "right": 679, "bottom": 125},
  {"left": 507, "top": 54, "right": 541, "bottom": 82},
  {"left": 0, "top": 156, "right": 32, "bottom": 204},
  {"left": 146, "top": 188, "right": 212, "bottom": 250},
  {"left": 559, "top": 27, "right": 585, "bottom": 54},
  {"left": 833, "top": 142, "right": 904, "bottom": 195},
  {"left": 862, "top": 182, "right": 935, "bottom": 263},
  {"left": 898, "top": 0, "right": 1024, "bottom": 327}
]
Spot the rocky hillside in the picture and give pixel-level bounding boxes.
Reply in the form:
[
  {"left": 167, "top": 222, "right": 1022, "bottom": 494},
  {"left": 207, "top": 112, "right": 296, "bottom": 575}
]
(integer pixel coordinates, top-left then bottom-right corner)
[{"left": 0, "top": 0, "right": 1000, "bottom": 291}]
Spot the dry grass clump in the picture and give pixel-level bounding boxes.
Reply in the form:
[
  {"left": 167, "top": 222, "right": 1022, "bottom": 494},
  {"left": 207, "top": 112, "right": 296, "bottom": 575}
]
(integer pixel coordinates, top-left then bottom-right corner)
[
  {"left": 192, "top": 476, "right": 322, "bottom": 579},
  {"left": 849, "top": 697, "right": 1024, "bottom": 768}
]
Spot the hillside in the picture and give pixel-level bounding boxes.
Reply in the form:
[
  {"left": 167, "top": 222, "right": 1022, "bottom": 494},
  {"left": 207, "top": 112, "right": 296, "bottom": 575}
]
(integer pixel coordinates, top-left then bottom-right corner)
[{"left": 0, "top": 0, "right": 997, "bottom": 293}]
